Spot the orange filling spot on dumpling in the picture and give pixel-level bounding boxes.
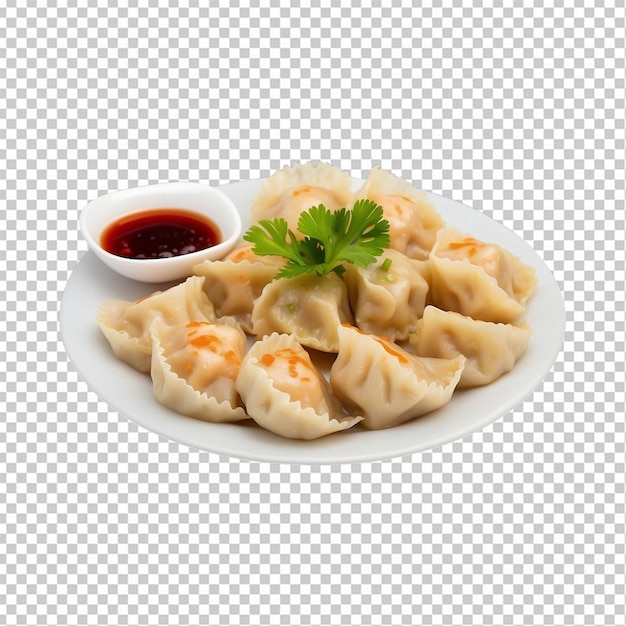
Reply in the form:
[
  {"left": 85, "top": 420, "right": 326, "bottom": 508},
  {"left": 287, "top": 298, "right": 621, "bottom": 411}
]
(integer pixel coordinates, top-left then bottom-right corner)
[
  {"left": 292, "top": 186, "right": 312, "bottom": 196},
  {"left": 447, "top": 237, "right": 485, "bottom": 257},
  {"left": 342, "top": 322, "right": 365, "bottom": 332},
  {"left": 261, "top": 348, "right": 315, "bottom": 381},
  {"left": 287, "top": 355, "right": 312, "bottom": 378},
  {"left": 385, "top": 194, "right": 414, "bottom": 217},
  {"left": 374, "top": 337, "right": 409, "bottom": 363},
  {"left": 261, "top": 354, "right": 275, "bottom": 366},
  {"left": 188, "top": 334, "right": 221, "bottom": 349},
  {"left": 183, "top": 327, "right": 242, "bottom": 371},
  {"left": 224, "top": 350, "right": 241, "bottom": 367},
  {"left": 343, "top": 324, "right": 409, "bottom": 363},
  {"left": 278, "top": 349, "right": 313, "bottom": 378},
  {"left": 186, "top": 321, "right": 212, "bottom": 328},
  {"left": 230, "top": 248, "right": 252, "bottom": 262},
  {"left": 392, "top": 198, "right": 411, "bottom": 216}
]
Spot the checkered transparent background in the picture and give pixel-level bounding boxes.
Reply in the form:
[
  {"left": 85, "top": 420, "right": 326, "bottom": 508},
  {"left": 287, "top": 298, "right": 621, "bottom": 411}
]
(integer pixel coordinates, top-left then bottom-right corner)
[{"left": 2, "top": 1, "right": 625, "bottom": 624}]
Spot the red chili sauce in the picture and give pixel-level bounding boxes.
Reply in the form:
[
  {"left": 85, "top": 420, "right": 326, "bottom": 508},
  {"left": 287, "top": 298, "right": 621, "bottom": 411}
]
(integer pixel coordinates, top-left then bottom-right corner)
[{"left": 101, "top": 208, "right": 222, "bottom": 260}]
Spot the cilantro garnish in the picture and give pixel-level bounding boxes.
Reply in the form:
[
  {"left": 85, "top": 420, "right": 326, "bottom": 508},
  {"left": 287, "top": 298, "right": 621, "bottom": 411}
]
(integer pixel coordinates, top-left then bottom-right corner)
[{"left": 243, "top": 199, "right": 390, "bottom": 279}]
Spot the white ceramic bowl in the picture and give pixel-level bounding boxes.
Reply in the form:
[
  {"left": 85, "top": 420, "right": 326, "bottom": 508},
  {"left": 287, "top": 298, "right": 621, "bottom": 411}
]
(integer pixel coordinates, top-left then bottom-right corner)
[{"left": 80, "top": 182, "right": 242, "bottom": 283}]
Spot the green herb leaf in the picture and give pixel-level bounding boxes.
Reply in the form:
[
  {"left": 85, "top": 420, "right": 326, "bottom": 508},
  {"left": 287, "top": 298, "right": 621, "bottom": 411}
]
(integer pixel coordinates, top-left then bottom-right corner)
[
  {"left": 243, "top": 218, "right": 304, "bottom": 266},
  {"left": 243, "top": 199, "right": 390, "bottom": 279}
]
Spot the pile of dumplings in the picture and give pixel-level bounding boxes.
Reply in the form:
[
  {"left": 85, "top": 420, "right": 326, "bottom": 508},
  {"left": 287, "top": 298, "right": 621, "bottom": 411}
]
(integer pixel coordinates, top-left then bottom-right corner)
[{"left": 97, "top": 162, "right": 537, "bottom": 440}]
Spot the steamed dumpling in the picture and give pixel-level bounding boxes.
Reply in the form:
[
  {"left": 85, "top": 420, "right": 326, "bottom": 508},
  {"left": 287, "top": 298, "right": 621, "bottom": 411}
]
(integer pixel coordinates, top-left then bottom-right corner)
[
  {"left": 344, "top": 249, "right": 430, "bottom": 342},
  {"left": 250, "top": 161, "right": 353, "bottom": 232},
  {"left": 150, "top": 318, "right": 248, "bottom": 422},
  {"left": 235, "top": 333, "right": 362, "bottom": 439},
  {"left": 409, "top": 306, "right": 532, "bottom": 388},
  {"left": 428, "top": 228, "right": 537, "bottom": 323},
  {"left": 251, "top": 272, "right": 353, "bottom": 352},
  {"left": 351, "top": 166, "right": 445, "bottom": 260},
  {"left": 330, "top": 324, "right": 465, "bottom": 430},
  {"left": 97, "top": 276, "right": 216, "bottom": 373},
  {"left": 192, "top": 243, "right": 284, "bottom": 333}
]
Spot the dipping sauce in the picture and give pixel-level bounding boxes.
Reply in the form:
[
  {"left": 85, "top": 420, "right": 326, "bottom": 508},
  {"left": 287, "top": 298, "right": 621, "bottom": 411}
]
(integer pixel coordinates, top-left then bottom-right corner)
[{"left": 101, "top": 208, "right": 222, "bottom": 259}]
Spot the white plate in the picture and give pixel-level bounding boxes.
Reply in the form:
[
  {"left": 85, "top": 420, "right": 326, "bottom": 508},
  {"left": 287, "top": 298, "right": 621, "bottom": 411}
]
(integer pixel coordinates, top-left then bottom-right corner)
[{"left": 60, "top": 178, "right": 565, "bottom": 464}]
